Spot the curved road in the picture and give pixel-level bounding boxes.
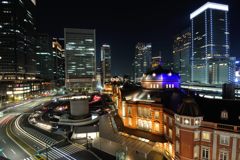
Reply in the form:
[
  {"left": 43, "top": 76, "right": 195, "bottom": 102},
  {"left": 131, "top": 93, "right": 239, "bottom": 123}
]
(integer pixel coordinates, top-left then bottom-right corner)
[{"left": 0, "top": 97, "right": 52, "bottom": 160}]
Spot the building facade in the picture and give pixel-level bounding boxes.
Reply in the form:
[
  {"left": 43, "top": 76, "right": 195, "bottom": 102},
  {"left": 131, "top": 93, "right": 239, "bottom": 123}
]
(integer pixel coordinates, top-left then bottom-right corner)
[
  {"left": 52, "top": 38, "right": 65, "bottom": 87},
  {"left": 64, "top": 28, "right": 96, "bottom": 92},
  {"left": 173, "top": 29, "right": 191, "bottom": 82},
  {"left": 0, "top": 0, "right": 40, "bottom": 101},
  {"left": 101, "top": 44, "right": 111, "bottom": 84},
  {"left": 191, "top": 2, "right": 231, "bottom": 84},
  {"left": 36, "top": 33, "right": 53, "bottom": 81},
  {"left": 152, "top": 56, "right": 162, "bottom": 69},
  {"left": 113, "top": 66, "right": 240, "bottom": 160},
  {"left": 134, "top": 43, "right": 152, "bottom": 82}
]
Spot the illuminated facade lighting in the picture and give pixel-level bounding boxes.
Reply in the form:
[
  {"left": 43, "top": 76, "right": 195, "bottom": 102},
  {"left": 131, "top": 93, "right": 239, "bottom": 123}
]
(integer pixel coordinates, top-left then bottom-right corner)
[{"left": 190, "top": 2, "right": 229, "bottom": 19}]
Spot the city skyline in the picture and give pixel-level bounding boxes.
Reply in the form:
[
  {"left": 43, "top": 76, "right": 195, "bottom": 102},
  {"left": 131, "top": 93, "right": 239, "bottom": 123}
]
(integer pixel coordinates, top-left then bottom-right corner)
[{"left": 36, "top": 0, "right": 240, "bottom": 75}]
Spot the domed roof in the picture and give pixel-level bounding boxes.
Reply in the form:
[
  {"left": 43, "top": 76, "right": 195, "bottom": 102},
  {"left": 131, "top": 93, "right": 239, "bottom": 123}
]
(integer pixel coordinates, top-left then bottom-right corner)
[
  {"left": 177, "top": 96, "right": 202, "bottom": 117},
  {"left": 142, "top": 66, "right": 180, "bottom": 82}
]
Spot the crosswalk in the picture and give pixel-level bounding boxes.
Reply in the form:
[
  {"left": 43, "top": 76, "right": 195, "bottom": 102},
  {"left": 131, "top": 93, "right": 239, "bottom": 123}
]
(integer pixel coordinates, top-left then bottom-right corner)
[
  {"left": 42, "top": 144, "right": 84, "bottom": 160},
  {"left": 24, "top": 144, "right": 85, "bottom": 160}
]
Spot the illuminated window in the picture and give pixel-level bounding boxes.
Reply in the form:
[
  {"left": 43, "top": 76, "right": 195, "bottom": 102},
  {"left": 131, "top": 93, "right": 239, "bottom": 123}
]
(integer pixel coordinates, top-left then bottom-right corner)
[
  {"left": 219, "top": 151, "right": 228, "bottom": 160},
  {"left": 201, "top": 147, "right": 209, "bottom": 159},
  {"left": 194, "top": 131, "right": 200, "bottom": 141},
  {"left": 176, "top": 141, "right": 180, "bottom": 153},
  {"left": 221, "top": 110, "right": 228, "bottom": 120},
  {"left": 164, "top": 125, "right": 167, "bottom": 135},
  {"left": 202, "top": 131, "right": 211, "bottom": 141},
  {"left": 128, "top": 117, "right": 132, "bottom": 126},
  {"left": 169, "top": 129, "right": 172, "bottom": 139},
  {"left": 194, "top": 118, "right": 200, "bottom": 125},
  {"left": 164, "top": 114, "right": 167, "bottom": 123},
  {"left": 184, "top": 118, "right": 190, "bottom": 125},
  {"left": 175, "top": 115, "right": 180, "bottom": 122},
  {"left": 194, "top": 145, "right": 199, "bottom": 159},
  {"left": 154, "top": 122, "right": 160, "bottom": 132},
  {"left": 122, "top": 102, "right": 126, "bottom": 117},
  {"left": 166, "top": 84, "right": 168, "bottom": 88},
  {"left": 154, "top": 111, "right": 159, "bottom": 119},
  {"left": 220, "top": 135, "right": 230, "bottom": 146},
  {"left": 176, "top": 127, "right": 180, "bottom": 137}
]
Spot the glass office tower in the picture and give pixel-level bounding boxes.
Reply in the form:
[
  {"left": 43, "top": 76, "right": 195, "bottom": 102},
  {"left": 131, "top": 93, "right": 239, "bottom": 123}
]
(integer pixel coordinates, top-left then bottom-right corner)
[
  {"left": 64, "top": 28, "right": 96, "bottom": 92},
  {"left": 173, "top": 29, "right": 191, "bottom": 82},
  {"left": 191, "top": 2, "right": 230, "bottom": 84},
  {"left": 101, "top": 44, "right": 111, "bottom": 84},
  {"left": 134, "top": 43, "right": 152, "bottom": 82},
  {"left": 0, "top": 0, "right": 39, "bottom": 101}
]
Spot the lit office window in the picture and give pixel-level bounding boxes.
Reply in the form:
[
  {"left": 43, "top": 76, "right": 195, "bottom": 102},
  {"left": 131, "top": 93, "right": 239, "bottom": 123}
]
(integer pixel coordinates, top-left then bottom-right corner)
[{"left": 202, "top": 131, "right": 211, "bottom": 141}]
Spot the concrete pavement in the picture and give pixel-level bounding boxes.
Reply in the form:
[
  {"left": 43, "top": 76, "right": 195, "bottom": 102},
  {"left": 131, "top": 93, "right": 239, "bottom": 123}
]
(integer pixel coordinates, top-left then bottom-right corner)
[{"left": 92, "top": 114, "right": 157, "bottom": 160}]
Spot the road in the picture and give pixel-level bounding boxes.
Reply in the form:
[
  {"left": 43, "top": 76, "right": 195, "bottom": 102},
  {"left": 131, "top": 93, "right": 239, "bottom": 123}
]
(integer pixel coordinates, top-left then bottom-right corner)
[{"left": 0, "top": 97, "right": 52, "bottom": 160}]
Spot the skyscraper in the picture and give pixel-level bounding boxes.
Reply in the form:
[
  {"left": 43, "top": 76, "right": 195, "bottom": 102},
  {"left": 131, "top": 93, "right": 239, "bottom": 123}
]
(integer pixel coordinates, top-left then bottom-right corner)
[
  {"left": 52, "top": 38, "right": 65, "bottom": 87},
  {"left": 64, "top": 28, "right": 96, "bottom": 92},
  {"left": 190, "top": 2, "right": 230, "bottom": 84},
  {"left": 101, "top": 44, "right": 111, "bottom": 84},
  {"left": 173, "top": 29, "right": 191, "bottom": 82},
  {"left": 36, "top": 33, "right": 53, "bottom": 81},
  {"left": 0, "top": 0, "right": 40, "bottom": 101},
  {"left": 134, "top": 43, "right": 152, "bottom": 82},
  {"left": 152, "top": 56, "right": 161, "bottom": 69}
]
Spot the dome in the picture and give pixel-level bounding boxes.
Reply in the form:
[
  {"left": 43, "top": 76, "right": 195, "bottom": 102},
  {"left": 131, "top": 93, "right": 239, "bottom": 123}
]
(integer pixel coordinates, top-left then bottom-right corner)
[
  {"left": 177, "top": 97, "right": 202, "bottom": 117},
  {"left": 141, "top": 66, "right": 180, "bottom": 89}
]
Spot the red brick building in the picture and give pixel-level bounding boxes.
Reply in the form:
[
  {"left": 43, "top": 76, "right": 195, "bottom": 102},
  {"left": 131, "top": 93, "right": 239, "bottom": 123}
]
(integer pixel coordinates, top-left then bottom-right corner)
[{"left": 113, "top": 66, "right": 240, "bottom": 160}]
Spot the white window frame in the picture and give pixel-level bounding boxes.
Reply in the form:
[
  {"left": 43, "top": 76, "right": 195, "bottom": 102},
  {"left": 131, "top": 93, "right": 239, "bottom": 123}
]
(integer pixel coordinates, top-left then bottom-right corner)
[
  {"left": 220, "top": 135, "right": 230, "bottom": 146},
  {"left": 201, "top": 146, "right": 210, "bottom": 160},
  {"left": 219, "top": 150, "right": 228, "bottom": 160}
]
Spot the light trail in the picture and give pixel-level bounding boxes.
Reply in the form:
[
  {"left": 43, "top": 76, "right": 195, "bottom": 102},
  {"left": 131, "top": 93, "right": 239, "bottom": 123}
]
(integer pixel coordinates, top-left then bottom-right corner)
[{"left": 14, "top": 115, "right": 76, "bottom": 160}]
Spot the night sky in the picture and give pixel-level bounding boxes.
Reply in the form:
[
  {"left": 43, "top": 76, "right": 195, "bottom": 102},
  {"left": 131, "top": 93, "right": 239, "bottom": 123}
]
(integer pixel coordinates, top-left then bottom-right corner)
[{"left": 36, "top": 0, "right": 240, "bottom": 76}]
